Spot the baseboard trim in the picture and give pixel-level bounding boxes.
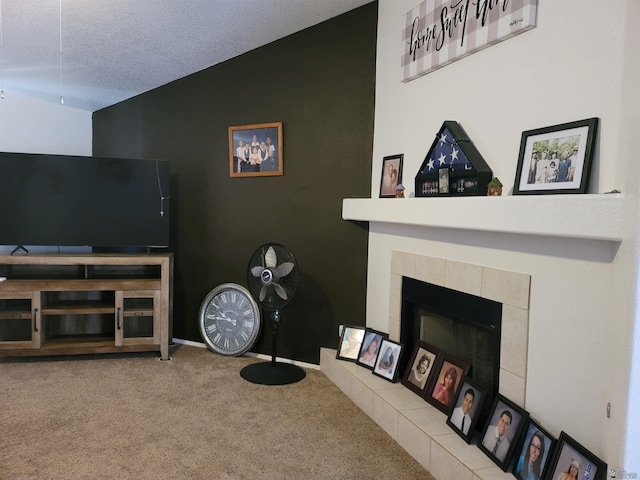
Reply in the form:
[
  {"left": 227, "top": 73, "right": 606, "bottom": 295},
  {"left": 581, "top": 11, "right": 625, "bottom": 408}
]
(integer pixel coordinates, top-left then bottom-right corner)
[{"left": 171, "top": 338, "right": 320, "bottom": 370}]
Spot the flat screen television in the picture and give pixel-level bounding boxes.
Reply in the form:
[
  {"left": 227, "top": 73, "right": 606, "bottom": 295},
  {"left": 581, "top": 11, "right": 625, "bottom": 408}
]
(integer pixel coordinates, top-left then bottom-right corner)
[{"left": 0, "top": 152, "right": 171, "bottom": 251}]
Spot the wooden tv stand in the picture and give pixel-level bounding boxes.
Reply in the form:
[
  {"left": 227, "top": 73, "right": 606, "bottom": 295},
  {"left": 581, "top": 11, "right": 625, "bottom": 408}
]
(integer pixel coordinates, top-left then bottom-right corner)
[{"left": 0, "top": 253, "right": 173, "bottom": 360}]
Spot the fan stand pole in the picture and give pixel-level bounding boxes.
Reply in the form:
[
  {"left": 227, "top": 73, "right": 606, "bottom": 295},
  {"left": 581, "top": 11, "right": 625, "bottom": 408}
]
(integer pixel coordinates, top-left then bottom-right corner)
[
  {"left": 239, "top": 309, "right": 306, "bottom": 385},
  {"left": 270, "top": 310, "right": 279, "bottom": 366}
]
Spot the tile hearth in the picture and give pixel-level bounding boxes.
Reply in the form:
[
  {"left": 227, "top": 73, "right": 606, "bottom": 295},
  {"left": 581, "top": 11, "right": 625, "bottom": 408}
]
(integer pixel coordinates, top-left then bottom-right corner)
[{"left": 320, "top": 253, "right": 531, "bottom": 480}]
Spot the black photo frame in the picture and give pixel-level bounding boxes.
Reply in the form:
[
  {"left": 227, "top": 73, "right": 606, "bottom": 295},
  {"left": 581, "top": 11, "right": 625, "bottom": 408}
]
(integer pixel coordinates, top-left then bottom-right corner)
[
  {"left": 379, "top": 154, "right": 404, "bottom": 198},
  {"left": 478, "top": 394, "right": 529, "bottom": 471},
  {"left": 401, "top": 341, "right": 440, "bottom": 397},
  {"left": 545, "top": 431, "right": 606, "bottom": 480},
  {"left": 336, "top": 325, "right": 365, "bottom": 362},
  {"left": 424, "top": 353, "right": 469, "bottom": 414},
  {"left": 372, "top": 338, "right": 403, "bottom": 383},
  {"left": 446, "top": 376, "right": 487, "bottom": 444},
  {"left": 513, "top": 117, "right": 598, "bottom": 195},
  {"left": 356, "top": 328, "right": 388, "bottom": 370},
  {"left": 512, "top": 417, "right": 556, "bottom": 480}
]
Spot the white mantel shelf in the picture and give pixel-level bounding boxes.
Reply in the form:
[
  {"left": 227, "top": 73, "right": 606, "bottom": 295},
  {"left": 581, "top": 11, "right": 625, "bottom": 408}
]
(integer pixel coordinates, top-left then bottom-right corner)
[{"left": 342, "top": 193, "right": 624, "bottom": 242}]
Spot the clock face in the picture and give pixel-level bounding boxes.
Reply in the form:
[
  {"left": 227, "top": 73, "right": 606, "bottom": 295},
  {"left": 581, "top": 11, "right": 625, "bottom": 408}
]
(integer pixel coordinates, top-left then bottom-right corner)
[{"left": 198, "top": 283, "right": 261, "bottom": 356}]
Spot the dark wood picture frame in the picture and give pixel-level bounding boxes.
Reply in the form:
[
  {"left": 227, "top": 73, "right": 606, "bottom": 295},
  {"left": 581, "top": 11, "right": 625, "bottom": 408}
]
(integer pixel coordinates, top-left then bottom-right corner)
[
  {"left": 372, "top": 338, "right": 403, "bottom": 383},
  {"left": 512, "top": 417, "right": 556, "bottom": 480},
  {"left": 513, "top": 117, "right": 598, "bottom": 195},
  {"left": 401, "top": 341, "right": 440, "bottom": 397},
  {"left": 424, "top": 353, "right": 469, "bottom": 414},
  {"left": 446, "top": 376, "right": 487, "bottom": 444},
  {"left": 478, "top": 394, "right": 529, "bottom": 471},
  {"left": 229, "top": 122, "right": 283, "bottom": 177},
  {"left": 379, "top": 154, "right": 403, "bottom": 198},
  {"left": 356, "top": 328, "right": 388, "bottom": 370},
  {"left": 545, "top": 431, "right": 606, "bottom": 480},
  {"left": 336, "top": 325, "right": 365, "bottom": 362}
]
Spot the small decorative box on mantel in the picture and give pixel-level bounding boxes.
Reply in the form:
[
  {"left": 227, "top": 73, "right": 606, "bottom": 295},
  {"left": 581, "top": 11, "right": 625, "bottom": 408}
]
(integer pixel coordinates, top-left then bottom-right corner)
[{"left": 415, "top": 121, "right": 493, "bottom": 197}]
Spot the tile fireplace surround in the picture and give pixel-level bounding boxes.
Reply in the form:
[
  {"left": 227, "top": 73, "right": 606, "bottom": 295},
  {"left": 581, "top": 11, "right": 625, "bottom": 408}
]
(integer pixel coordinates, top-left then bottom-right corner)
[{"left": 320, "top": 252, "right": 531, "bottom": 480}]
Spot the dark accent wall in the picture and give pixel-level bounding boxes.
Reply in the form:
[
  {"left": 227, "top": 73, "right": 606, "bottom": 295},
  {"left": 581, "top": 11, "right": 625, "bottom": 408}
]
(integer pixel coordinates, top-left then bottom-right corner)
[{"left": 92, "top": 2, "right": 376, "bottom": 364}]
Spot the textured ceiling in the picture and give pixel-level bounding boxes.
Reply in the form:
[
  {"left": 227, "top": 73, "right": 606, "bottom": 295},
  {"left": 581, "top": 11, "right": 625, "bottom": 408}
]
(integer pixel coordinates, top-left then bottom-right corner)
[{"left": 0, "top": 0, "right": 373, "bottom": 112}]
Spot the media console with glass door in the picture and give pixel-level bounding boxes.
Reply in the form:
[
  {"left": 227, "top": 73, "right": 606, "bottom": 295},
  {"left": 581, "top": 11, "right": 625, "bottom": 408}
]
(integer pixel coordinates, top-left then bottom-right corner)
[{"left": 0, "top": 253, "right": 173, "bottom": 360}]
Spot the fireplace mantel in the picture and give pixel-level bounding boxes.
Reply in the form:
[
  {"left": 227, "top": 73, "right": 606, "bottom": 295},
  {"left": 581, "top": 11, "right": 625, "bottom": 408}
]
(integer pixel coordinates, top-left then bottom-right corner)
[{"left": 342, "top": 193, "right": 624, "bottom": 242}]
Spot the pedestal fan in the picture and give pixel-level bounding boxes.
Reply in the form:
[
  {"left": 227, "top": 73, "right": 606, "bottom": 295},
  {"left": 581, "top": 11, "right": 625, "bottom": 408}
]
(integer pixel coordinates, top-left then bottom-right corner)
[{"left": 240, "top": 243, "right": 306, "bottom": 385}]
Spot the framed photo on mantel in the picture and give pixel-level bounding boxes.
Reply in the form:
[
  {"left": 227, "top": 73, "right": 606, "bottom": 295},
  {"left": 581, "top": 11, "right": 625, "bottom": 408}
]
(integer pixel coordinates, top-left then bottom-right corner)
[
  {"left": 513, "top": 117, "right": 598, "bottom": 195},
  {"left": 379, "top": 154, "right": 404, "bottom": 198}
]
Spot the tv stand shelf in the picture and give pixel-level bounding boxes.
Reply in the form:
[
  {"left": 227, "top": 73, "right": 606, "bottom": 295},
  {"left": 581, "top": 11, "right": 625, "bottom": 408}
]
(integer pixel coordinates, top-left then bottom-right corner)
[{"left": 0, "top": 253, "right": 173, "bottom": 360}]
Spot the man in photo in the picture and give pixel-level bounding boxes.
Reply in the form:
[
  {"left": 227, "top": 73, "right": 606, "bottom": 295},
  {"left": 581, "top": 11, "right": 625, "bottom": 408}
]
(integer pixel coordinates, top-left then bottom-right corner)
[
  {"left": 450, "top": 387, "right": 475, "bottom": 435},
  {"left": 482, "top": 409, "right": 512, "bottom": 462}
]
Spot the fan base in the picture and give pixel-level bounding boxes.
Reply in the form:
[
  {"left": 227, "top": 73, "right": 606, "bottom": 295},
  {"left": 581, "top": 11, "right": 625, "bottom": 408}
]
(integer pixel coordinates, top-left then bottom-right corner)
[{"left": 240, "top": 361, "right": 306, "bottom": 385}]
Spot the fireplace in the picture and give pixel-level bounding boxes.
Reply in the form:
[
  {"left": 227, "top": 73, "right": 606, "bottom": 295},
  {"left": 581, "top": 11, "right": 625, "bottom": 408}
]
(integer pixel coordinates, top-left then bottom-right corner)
[
  {"left": 400, "top": 276, "right": 502, "bottom": 421},
  {"left": 388, "top": 251, "right": 530, "bottom": 408}
]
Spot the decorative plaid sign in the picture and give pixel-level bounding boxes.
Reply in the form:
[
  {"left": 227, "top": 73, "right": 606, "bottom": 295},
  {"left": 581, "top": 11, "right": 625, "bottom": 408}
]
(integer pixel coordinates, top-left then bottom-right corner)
[{"left": 402, "top": 0, "right": 537, "bottom": 82}]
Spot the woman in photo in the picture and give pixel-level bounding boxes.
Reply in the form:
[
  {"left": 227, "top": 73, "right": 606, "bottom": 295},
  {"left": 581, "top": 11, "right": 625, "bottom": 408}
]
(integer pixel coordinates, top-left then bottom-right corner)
[
  {"left": 377, "top": 345, "right": 395, "bottom": 373},
  {"left": 407, "top": 353, "right": 431, "bottom": 389},
  {"left": 339, "top": 328, "right": 363, "bottom": 360},
  {"left": 556, "top": 459, "right": 579, "bottom": 480},
  {"left": 516, "top": 430, "right": 546, "bottom": 480},
  {"left": 358, "top": 334, "right": 380, "bottom": 367},
  {"left": 432, "top": 366, "right": 458, "bottom": 407}
]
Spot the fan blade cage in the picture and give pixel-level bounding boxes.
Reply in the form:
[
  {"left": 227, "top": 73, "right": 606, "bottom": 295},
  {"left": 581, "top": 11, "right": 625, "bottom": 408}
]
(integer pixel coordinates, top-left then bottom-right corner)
[{"left": 247, "top": 243, "right": 299, "bottom": 311}]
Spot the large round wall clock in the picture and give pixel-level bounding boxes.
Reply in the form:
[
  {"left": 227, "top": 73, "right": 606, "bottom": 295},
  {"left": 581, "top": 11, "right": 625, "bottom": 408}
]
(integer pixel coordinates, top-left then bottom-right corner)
[{"left": 198, "top": 283, "right": 261, "bottom": 356}]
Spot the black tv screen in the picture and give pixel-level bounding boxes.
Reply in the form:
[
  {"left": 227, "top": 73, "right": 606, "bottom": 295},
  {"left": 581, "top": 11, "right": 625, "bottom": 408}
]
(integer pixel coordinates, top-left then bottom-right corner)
[{"left": 0, "top": 152, "right": 170, "bottom": 249}]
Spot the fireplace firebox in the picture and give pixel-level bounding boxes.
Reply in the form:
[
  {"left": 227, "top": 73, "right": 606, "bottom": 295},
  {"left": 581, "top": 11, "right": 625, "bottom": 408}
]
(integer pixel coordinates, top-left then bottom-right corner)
[{"left": 400, "top": 277, "right": 502, "bottom": 421}]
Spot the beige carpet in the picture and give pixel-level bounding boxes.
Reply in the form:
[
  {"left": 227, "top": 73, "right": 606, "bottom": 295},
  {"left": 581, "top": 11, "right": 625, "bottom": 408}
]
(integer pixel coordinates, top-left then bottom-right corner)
[{"left": 1, "top": 345, "right": 433, "bottom": 480}]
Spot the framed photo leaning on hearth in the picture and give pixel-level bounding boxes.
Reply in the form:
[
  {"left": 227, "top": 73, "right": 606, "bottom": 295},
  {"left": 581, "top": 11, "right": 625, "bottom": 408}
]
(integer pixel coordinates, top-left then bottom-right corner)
[
  {"left": 379, "top": 154, "right": 403, "bottom": 197},
  {"left": 336, "top": 325, "right": 365, "bottom": 362},
  {"left": 512, "top": 417, "right": 556, "bottom": 480},
  {"left": 478, "top": 394, "right": 529, "bottom": 471},
  {"left": 229, "top": 122, "right": 283, "bottom": 177},
  {"left": 356, "top": 328, "right": 388, "bottom": 370},
  {"left": 446, "top": 376, "right": 487, "bottom": 444},
  {"left": 513, "top": 117, "right": 598, "bottom": 195},
  {"left": 545, "top": 431, "right": 606, "bottom": 480},
  {"left": 372, "top": 338, "right": 403, "bottom": 382},
  {"left": 401, "top": 341, "right": 440, "bottom": 397},
  {"left": 424, "top": 353, "right": 469, "bottom": 414}
]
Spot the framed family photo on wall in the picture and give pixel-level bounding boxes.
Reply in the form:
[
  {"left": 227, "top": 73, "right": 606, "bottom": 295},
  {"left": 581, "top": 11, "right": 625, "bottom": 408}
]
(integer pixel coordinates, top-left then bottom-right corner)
[
  {"left": 513, "top": 117, "right": 598, "bottom": 195},
  {"left": 229, "top": 122, "right": 283, "bottom": 177},
  {"left": 379, "top": 154, "right": 403, "bottom": 197}
]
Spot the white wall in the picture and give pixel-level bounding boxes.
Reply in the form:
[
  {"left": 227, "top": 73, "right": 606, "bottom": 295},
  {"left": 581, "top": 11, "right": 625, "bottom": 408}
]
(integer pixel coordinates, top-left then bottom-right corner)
[
  {"left": 369, "top": 0, "right": 638, "bottom": 470},
  {"left": 0, "top": 93, "right": 93, "bottom": 253},
  {"left": 0, "top": 93, "right": 92, "bottom": 155}
]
